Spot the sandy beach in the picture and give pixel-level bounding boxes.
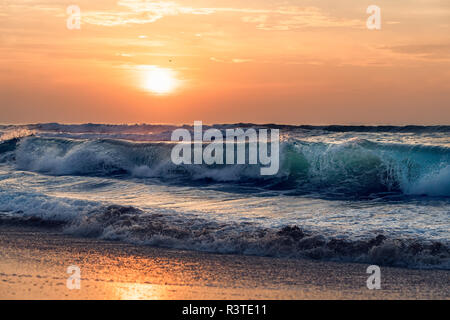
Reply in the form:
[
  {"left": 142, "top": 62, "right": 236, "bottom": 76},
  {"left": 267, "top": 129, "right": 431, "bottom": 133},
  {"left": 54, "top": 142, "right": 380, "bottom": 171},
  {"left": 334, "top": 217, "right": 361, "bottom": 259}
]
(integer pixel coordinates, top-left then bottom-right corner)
[
  {"left": 0, "top": 224, "right": 448, "bottom": 300},
  {"left": 2, "top": 0, "right": 450, "bottom": 304}
]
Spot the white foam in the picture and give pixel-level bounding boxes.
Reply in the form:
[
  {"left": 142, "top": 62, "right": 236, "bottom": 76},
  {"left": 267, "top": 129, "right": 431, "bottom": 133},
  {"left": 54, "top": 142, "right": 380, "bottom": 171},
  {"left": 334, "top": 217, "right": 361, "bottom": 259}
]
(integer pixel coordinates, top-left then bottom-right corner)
[
  {"left": 0, "top": 189, "right": 101, "bottom": 222},
  {"left": 405, "top": 165, "right": 450, "bottom": 197}
]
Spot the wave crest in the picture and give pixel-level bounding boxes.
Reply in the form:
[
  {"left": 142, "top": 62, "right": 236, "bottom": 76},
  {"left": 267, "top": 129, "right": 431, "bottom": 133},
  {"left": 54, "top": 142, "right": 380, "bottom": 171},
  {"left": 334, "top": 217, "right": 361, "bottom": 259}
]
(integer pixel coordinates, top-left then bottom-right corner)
[{"left": 3, "top": 136, "right": 449, "bottom": 198}]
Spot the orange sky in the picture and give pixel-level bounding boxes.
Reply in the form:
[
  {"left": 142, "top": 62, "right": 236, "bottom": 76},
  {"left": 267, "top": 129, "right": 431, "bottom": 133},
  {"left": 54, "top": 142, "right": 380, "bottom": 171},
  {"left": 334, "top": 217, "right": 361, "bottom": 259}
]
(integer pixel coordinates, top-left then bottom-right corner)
[{"left": 1, "top": 0, "right": 450, "bottom": 125}]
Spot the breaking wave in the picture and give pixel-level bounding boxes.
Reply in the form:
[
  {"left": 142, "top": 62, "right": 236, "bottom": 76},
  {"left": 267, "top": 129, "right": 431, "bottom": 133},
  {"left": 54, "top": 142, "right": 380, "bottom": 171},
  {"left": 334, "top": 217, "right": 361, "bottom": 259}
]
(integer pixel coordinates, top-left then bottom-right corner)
[
  {"left": 1, "top": 135, "right": 449, "bottom": 198},
  {"left": 1, "top": 204, "right": 448, "bottom": 269},
  {"left": 65, "top": 205, "right": 449, "bottom": 269}
]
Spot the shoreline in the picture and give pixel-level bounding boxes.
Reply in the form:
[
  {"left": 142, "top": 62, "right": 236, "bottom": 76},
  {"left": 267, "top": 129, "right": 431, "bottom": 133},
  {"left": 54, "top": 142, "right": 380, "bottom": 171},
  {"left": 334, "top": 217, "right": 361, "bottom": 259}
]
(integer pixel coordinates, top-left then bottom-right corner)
[{"left": 0, "top": 225, "right": 448, "bottom": 300}]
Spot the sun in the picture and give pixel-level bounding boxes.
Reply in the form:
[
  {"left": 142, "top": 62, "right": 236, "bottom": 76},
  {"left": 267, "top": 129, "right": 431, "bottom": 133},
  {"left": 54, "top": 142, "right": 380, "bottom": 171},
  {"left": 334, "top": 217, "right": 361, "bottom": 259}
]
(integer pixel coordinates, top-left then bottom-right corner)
[{"left": 142, "top": 66, "right": 178, "bottom": 94}]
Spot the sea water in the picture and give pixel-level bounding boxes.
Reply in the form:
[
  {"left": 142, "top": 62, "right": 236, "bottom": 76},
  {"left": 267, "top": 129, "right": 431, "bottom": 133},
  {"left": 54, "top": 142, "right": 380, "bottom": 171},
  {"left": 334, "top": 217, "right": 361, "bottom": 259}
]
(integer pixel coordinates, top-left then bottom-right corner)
[{"left": 0, "top": 123, "right": 448, "bottom": 269}]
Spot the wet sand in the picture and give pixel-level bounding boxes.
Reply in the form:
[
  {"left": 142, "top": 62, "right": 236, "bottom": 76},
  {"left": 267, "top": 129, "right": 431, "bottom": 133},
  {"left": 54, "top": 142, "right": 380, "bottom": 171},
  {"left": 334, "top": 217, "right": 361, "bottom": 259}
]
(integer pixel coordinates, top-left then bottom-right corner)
[{"left": 0, "top": 225, "right": 448, "bottom": 300}]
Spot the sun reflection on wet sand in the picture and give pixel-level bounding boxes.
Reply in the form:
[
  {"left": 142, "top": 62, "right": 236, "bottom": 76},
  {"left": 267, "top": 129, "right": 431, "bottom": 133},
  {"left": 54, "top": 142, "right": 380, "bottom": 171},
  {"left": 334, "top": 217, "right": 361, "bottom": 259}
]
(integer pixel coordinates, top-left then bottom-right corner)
[{"left": 112, "top": 283, "right": 162, "bottom": 300}]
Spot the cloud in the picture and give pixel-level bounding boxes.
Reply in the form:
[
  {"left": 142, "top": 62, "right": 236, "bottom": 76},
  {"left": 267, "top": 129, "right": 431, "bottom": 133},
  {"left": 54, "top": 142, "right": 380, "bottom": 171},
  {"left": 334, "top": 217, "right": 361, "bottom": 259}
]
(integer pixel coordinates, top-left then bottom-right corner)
[
  {"left": 210, "top": 57, "right": 252, "bottom": 63},
  {"left": 83, "top": 1, "right": 214, "bottom": 26},
  {"left": 210, "top": 57, "right": 225, "bottom": 63},
  {"left": 231, "top": 58, "right": 252, "bottom": 63},
  {"left": 82, "top": 1, "right": 362, "bottom": 30},
  {"left": 243, "top": 6, "right": 362, "bottom": 30},
  {"left": 381, "top": 44, "right": 450, "bottom": 55},
  {"left": 379, "top": 43, "right": 450, "bottom": 61},
  {"left": 241, "top": 15, "right": 268, "bottom": 23}
]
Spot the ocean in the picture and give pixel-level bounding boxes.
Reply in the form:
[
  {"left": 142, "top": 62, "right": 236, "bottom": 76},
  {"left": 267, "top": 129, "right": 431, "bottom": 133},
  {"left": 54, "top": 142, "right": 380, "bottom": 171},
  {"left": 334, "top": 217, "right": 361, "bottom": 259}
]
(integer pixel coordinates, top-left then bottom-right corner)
[{"left": 0, "top": 123, "right": 449, "bottom": 269}]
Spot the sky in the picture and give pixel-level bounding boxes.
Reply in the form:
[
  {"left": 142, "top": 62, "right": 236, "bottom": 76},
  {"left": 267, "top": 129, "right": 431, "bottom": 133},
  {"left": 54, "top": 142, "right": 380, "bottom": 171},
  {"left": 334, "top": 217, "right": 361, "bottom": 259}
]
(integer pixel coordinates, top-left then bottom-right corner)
[{"left": 0, "top": 0, "right": 449, "bottom": 125}]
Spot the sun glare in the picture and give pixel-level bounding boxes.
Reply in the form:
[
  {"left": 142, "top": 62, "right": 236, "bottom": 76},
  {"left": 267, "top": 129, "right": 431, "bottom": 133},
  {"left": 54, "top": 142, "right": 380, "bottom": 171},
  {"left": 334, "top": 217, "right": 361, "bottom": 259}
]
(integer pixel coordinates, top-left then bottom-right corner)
[{"left": 142, "top": 66, "right": 178, "bottom": 94}]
